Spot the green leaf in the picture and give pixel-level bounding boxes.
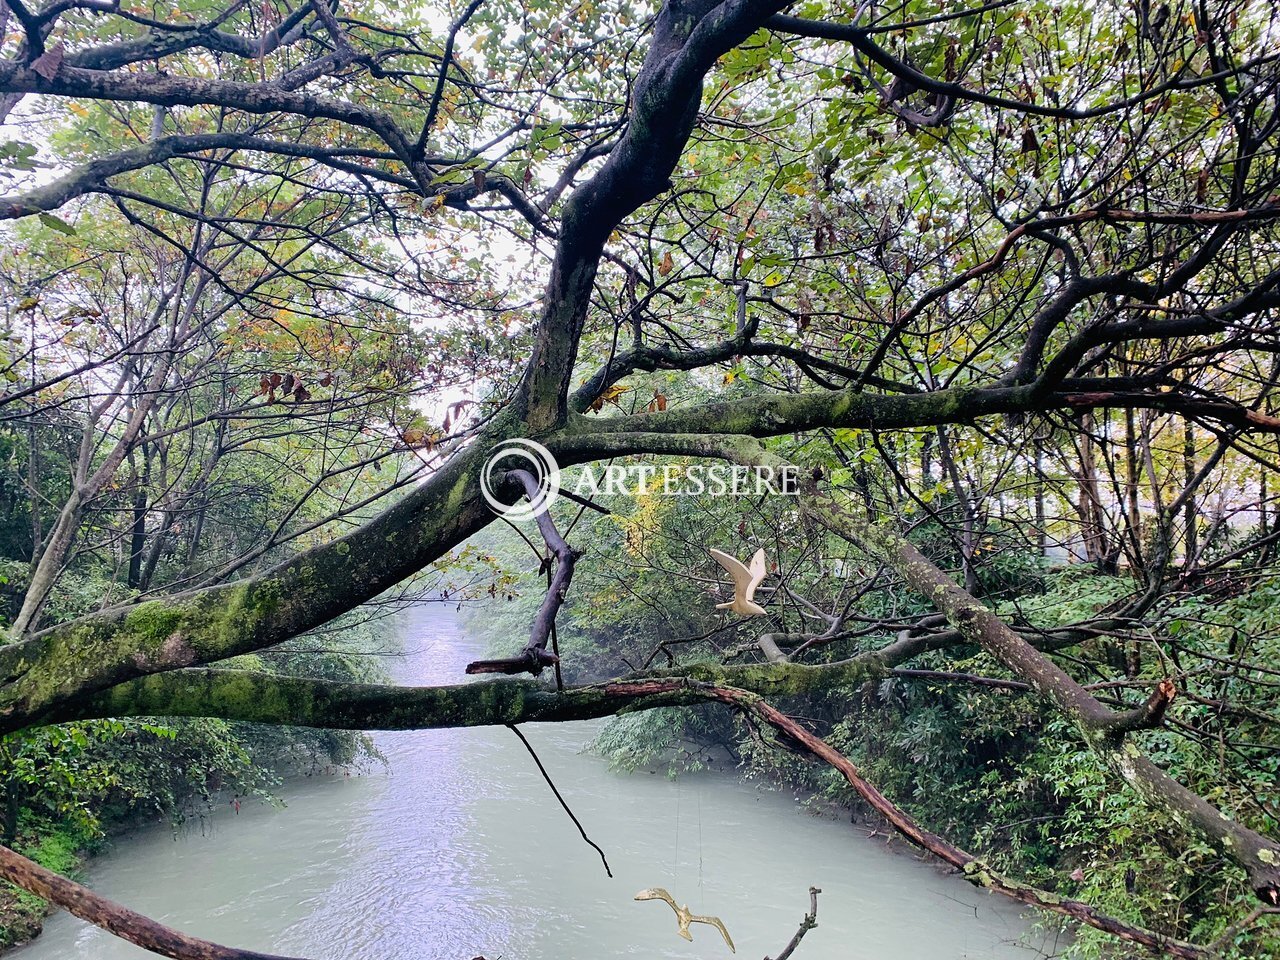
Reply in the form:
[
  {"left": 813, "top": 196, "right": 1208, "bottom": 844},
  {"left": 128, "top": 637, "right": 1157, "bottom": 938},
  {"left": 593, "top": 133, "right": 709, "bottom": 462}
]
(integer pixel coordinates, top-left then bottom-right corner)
[
  {"left": 0, "top": 140, "right": 41, "bottom": 171},
  {"left": 38, "top": 212, "right": 76, "bottom": 235}
]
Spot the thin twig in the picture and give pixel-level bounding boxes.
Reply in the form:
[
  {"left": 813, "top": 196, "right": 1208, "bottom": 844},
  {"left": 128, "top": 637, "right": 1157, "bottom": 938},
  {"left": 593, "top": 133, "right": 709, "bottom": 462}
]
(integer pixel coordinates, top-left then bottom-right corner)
[
  {"left": 507, "top": 723, "right": 613, "bottom": 877},
  {"left": 765, "top": 887, "right": 821, "bottom": 960},
  {"left": 1208, "top": 904, "right": 1280, "bottom": 953}
]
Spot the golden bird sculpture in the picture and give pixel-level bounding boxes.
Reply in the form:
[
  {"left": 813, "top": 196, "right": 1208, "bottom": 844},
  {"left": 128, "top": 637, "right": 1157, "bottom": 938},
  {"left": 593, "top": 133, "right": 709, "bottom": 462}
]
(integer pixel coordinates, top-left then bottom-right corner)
[
  {"left": 709, "top": 547, "right": 767, "bottom": 617},
  {"left": 634, "top": 887, "right": 736, "bottom": 953}
]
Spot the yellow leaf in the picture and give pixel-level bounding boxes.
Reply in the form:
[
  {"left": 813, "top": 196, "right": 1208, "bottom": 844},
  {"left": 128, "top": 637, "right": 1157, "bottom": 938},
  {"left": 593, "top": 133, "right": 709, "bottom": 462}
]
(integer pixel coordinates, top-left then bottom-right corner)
[{"left": 589, "top": 383, "right": 630, "bottom": 412}]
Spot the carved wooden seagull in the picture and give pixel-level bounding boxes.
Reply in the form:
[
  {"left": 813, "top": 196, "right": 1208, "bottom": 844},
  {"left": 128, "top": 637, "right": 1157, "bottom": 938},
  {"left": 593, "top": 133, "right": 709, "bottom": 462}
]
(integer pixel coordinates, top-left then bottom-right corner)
[
  {"left": 634, "top": 887, "right": 736, "bottom": 953},
  {"left": 709, "top": 547, "right": 767, "bottom": 617}
]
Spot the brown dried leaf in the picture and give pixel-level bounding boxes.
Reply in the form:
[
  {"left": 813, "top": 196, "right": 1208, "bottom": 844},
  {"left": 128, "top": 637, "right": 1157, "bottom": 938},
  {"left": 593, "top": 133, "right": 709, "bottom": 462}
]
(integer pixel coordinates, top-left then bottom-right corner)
[{"left": 31, "top": 44, "right": 65, "bottom": 82}]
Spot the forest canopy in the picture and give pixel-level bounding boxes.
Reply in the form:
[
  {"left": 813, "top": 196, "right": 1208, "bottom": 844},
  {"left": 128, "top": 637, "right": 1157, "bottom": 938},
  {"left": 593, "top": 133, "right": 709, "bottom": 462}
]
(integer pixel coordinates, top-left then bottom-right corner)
[{"left": 1, "top": 0, "right": 1280, "bottom": 957}]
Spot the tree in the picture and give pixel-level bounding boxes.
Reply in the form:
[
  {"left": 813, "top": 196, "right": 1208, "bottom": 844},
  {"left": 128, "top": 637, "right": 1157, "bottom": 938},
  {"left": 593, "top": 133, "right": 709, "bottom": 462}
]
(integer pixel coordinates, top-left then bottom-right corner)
[{"left": 1, "top": 0, "right": 1280, "bottom": 957}]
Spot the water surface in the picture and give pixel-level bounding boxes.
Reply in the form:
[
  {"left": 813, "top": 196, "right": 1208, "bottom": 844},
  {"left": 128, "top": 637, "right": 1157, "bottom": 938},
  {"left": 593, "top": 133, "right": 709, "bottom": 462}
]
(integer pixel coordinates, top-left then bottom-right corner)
[{"left": 15, "top": 605, "right": 1057, "bottom": 959}]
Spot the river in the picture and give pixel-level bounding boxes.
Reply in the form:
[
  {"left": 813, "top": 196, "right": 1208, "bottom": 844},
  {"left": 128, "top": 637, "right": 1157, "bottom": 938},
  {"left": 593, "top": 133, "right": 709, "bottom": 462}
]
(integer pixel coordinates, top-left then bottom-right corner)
[{"left": 14, "top": 604, "right": 1057, "bottom": 960}]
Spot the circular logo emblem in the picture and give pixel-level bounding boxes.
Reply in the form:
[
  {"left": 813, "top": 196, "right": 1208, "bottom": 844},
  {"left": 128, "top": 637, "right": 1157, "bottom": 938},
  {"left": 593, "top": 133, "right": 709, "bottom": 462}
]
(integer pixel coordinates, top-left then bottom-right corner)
[{"left": 480, "top": 439, "right": 561, "bottom": 521}]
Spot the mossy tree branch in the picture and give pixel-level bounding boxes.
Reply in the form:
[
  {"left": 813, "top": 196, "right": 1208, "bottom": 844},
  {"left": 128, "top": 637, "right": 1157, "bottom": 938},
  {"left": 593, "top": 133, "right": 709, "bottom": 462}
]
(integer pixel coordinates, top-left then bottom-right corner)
[
  {"left": 41, "top": 661, "right": 884, "bottom": 730},
  {"left": 0, "top": 437, "right": 505, "bottom": 729}
]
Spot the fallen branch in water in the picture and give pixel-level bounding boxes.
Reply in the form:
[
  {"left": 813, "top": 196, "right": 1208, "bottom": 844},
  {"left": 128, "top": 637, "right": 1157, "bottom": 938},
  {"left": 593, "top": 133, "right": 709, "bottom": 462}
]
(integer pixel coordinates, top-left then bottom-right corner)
[
  {"left": 764, "top": 886, "right": 820, "bottom": 960},
  {"left": 0, "top": 843, "right": 305, "bottom": 960}
]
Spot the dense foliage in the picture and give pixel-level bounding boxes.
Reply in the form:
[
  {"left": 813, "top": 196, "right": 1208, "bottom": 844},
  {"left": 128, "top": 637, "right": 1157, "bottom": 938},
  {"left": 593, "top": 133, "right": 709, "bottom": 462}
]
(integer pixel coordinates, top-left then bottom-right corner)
[{"left": 2, "top": 0, "right": 1280, "bottom": 958}]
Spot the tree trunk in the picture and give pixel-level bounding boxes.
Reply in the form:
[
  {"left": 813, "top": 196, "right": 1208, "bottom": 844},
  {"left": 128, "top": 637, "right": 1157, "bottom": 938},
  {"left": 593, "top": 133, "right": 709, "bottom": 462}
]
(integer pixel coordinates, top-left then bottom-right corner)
[
  {"left": 127, "top": 459, "right": 150, "bottom": 590},
  {"left": 1033, "top": 437, "right": 1046, "bottom": 556},
  {"left": 1183, "top": 419, "right": 1198, "bottom": 563}
]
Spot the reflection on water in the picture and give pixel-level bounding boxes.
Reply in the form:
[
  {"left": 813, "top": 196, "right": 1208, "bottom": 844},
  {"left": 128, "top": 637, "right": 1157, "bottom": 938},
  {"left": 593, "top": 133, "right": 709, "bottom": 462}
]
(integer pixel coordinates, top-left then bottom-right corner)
[{"left": 16, "top": 605, "right": 1058, "bottom": 960}]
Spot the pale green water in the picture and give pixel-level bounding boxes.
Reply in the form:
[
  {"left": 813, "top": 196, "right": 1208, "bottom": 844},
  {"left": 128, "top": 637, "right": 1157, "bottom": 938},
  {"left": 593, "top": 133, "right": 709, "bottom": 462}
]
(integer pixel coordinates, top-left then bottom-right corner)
[{"left": 14, "top": 605, "right": 1059, "bottom": 960}]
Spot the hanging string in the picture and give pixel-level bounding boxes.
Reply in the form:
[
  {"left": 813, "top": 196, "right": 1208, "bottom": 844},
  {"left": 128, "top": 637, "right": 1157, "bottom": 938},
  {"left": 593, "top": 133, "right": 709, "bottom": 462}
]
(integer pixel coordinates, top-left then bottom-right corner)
[
  {"left": 697, "top": 784, "right": 705, "bottom": 910},
  {"left": 673, "top": 777, "right": 681, "bottom": 881}
]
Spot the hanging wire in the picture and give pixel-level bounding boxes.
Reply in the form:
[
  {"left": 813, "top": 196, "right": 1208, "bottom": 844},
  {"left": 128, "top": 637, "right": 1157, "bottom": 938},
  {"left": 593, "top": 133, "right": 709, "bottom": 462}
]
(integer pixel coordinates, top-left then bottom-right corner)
[
  {"left": 697, "top": 785, "right": 705, "bottom": 909},
  {"left": 672, "top": 777, "right": 681, "bottom": 881}
]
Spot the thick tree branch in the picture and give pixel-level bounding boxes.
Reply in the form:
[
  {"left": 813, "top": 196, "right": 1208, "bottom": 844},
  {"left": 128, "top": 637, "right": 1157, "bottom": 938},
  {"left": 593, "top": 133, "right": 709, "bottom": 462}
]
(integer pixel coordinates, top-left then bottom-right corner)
[
  {"left": 518, "top": 0, "right": 794, "bottom": 429},
  {"left": 42, "top": 662, "right": 883, "bottom": 731},
  {"left": 0, "top": 62, "right": 418, "bottom": 162},
  {"left": 557, "top": 380, "right": 1280, "bottom": 449},
  {"left": 0, "top": 434, "right": 505, "bottom": 729},
  {"left": 765, "top": 14, "right": 1280, "bottom": 121}
]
